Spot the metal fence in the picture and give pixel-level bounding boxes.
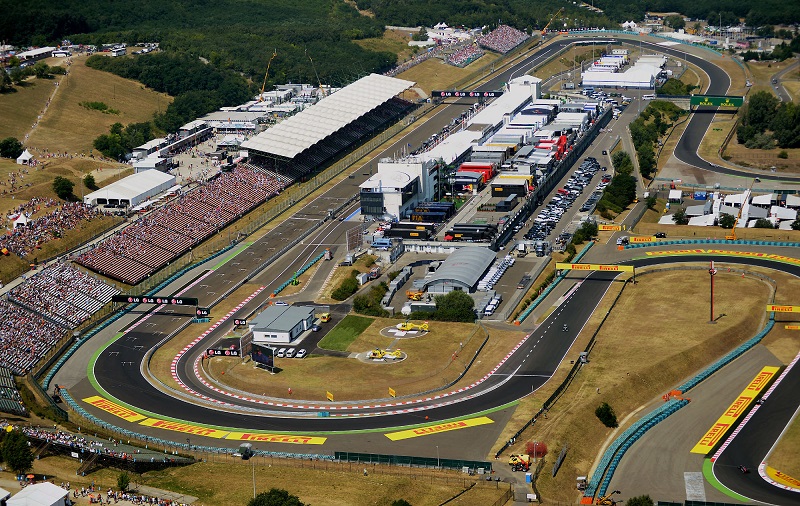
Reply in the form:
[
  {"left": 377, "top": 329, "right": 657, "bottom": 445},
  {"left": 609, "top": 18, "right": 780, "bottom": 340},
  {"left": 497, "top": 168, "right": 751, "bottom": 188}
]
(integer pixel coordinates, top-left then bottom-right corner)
[{"left": 334, "top": 452, "right": 492, "bottom": 473}]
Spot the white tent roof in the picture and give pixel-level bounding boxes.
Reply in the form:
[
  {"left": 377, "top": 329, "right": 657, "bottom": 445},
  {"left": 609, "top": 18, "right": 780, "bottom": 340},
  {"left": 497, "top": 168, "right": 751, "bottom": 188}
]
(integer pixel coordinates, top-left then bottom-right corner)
[
  {"left": 723, "top": 193, "right": 747, "bottom": 206},
  {"left": 0, "top": 487, "right": 10, "bottom": 500},
  {"left": 658, "top": 215, "right": 676, "bottom": 225},
  {"left": 8, "top": 482, "right": 67, "bottom": 506},
  {"left": 770, "top": 205, "right": 797, "bottom": 220},
  {"left": 751, "top": 193, "right": 775, "bottom": 205},
  {"left": 242, "top": 74, "right": 414, "bottom": 159},
  {"left": 16, "top": 150, "right": 33, "bottom": 164},
  {"left": 84, "top": 169, "right": 175, "bottom": 207},
  {"left": 668, "top": 189, "right": 682, "bottom": 200},
  {"left": 688, "top": 214, "right": 715, "bottom": 226},
  {"left": 779, "top": 220, "right": 795, "bottom": 230},
  {"left": 786, "top": 194, "right": 800, "bottom": 208}
]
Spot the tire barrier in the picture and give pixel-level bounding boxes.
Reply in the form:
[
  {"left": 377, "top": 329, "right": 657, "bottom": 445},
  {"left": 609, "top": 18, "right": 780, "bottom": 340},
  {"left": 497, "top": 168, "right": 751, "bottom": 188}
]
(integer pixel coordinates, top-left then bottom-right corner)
[
  {"left": 584, "top": 317, "right": 776, "bottom": 500},
  {"left": 515, "top": 242, "right": 594, "bottom": 324},
  {"left": 272, "top": 251, "right": 325, "bottom": 297},
  {"left": 625, "top": 239, "right": 800, "bottom": 249},
  {"left": 585, "top": 399, "right": 689, "bottom": 498}
]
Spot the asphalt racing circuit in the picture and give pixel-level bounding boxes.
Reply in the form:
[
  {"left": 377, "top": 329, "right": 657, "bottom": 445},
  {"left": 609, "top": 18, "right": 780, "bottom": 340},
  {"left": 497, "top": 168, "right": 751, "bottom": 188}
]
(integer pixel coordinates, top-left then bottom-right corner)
[{"left": 50, "top": 35, "right": 800, "bottom": 504}]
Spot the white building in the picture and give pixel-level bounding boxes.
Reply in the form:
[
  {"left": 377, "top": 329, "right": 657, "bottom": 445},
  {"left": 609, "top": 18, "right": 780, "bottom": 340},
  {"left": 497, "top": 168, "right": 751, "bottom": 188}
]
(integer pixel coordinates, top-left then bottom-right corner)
[
  {"left": 249, "top": 305, "right": 314, "bottom": 344},
  {"left": 83, "top": 169, "right": 175, "bottom": 207},
  {"left": 8, "top": 482, "right": 68, "bottom": 506},
  {"left": 360, "top": 157, "right": 439, "bottom": 219}
]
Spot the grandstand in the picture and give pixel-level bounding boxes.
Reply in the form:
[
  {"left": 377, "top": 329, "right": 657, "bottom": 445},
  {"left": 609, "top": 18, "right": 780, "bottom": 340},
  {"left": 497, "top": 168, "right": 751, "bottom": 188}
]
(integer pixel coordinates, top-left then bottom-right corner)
[
  {"left": 75, "top": 166, "right": 284, "bottom": 285},
  {"left": 242, "top": 73, "right": 416, "bottom": 179},
  {"left": 0, "top": 366, "right": 25, "bottom": 416},
  {"left": 477, "top": 25, "right": 530, "bottom": 54}
]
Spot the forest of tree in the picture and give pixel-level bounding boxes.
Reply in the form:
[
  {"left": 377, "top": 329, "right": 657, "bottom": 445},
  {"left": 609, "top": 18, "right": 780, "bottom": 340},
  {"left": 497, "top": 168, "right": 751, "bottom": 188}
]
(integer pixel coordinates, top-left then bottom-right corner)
[
  {"left": 1, "top": 0, "right": 395, "bottom": 86},
  {"left": 591, "top": 0, "right": 800, "bottom": 26},
  {"left": 737, "top": 91, "right": 800, "bottom": 149}
]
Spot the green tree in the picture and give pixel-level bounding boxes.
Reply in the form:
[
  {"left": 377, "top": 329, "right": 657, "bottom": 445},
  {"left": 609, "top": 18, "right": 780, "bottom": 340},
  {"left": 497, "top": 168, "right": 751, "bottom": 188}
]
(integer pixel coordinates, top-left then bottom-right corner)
[
  {"left": 83, "top": 174, "right": 99, "bottom": 191},
  {"left": 0, "top": 137, "right": 24, "bottom": 158},
  {"left": 53, "top": 176, "right": 75, "bottom": 200},
  {"left": 637, "top": 145, "right": 656, "bottom": 179},
  {"left": 595, "top": 402, "right": 618, "bottom": 428},
  {"left": 412, "top": 27, "right": 428, "bottom": 41},
  {"left": 753, "top": 218, "right": 775, "bottom": 228},
  {"left": 1, "top": 430, "right": 34, "bottom": 475},
  {"left": 791, "top": 218, "right": 800, "bottom": 231},
  {"left": 248, "top": 488, "right": 306, "bottom": 506},
  {"left": 672, "top": 208, "right": 689, "bottom": 225},
  {"left": 718, "top": 213, "right": 736, "bottom": 229},
  {"left": 627, "top": 495, "right": 655, "bottom": 506},
  {"left": 33, "top": 61, "right": 50, "bottom": 78},
  {"left": 117, "top": 472, "right": 130, "bottom": 492},
  {"left": 434, "top": 290, "right": 475, "bottom": 322},
  {"left": 0, "top": 70, "right": 12, "bottom": 91},
  {"left": 645, "top": 195, "right": 657, "bottom": 210},
  {"left": 664, "top": 15, "right": 685, "bottom": 30}
]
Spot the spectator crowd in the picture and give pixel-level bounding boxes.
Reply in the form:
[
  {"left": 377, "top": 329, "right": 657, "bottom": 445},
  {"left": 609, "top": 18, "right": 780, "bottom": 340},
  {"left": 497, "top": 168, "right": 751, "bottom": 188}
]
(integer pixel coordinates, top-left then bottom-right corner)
[
  {"left": 0, "top": 201, "right": 103, "bottom": 258},
  {"left": 445, "top": 43, "right": 484, "bottom": 67},
  {"left": 477, "top": 24, "right": 530, "bottom": 54},
  {"left": 75, "top": 166, "right": 286, "bottom": 285},
  {"left": 0, "top": 263, "right": 118, "bottom": 374}
]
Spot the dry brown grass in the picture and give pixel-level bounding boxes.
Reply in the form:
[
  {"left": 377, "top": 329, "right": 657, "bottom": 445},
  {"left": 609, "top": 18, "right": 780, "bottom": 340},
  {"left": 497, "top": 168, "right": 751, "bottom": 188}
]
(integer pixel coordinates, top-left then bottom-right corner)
[
  {"left": 397, "top": 53, "right": 501, "bottom": 96},
  {"left": 767, "top": 408, "right": 800, "bottom": 479},
  {"left": 27, "top": 55, "right": 171, "bottom": 154},
  {"left": 14, "top": 455, "right": 509, "bottom": 506},
  {"left": 202, "top": 318, "right": 526, "bottom": 402},
  {"left": 354, "top": 29, "right": 414, "bottom": 64},
  {"left": 492, "top": 269, "right": 772, "bottom": 503},
  {"left": 631, "top": 220, "right": 800, "bottom": 240},
  {"left": 783, "top": 80, "right": 800, "bottom": 101},
  {"left": 0, "top": 76, "right": 61, "bottom": 140}
]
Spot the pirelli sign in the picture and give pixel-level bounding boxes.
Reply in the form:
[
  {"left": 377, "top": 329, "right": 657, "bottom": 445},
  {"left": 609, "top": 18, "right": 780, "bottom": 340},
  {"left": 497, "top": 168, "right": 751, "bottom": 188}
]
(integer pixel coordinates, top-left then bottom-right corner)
[
  {"left": 767, "top": 305, "right": 800, "bottom": 313},
  {"left": 556, "top": 263, "right": 634, "bottom": 273}
]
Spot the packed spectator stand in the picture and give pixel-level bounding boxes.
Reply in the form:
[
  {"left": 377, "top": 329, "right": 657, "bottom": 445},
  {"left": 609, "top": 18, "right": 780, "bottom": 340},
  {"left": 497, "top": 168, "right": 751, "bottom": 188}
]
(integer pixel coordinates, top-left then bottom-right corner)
[
  {"left": 477, "top": 24, "right": 530, "bottom": 54},
  {"left": 0, "top": 263, "right": 119, "bottom": 375},
  {"left": 445, "top": 43, "right": 483, "bottom": 67},
  {"left": 0, "top": 366, "right": 25, "bottom": 416},
  {"left": 9, "top": 263, "right": 119, "bottom": 328},
  {"left": 75, "top": 166, "right": 286, "bottom": 285},
  {"left": 0, "top": 201, "right": 103, "bottom": 258}
]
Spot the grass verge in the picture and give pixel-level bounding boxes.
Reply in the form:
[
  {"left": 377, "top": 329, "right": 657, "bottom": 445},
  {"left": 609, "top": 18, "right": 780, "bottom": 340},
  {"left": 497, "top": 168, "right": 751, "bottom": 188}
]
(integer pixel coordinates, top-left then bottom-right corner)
[{"left": 318, "top": 315, "right": 374, "bottom": 351}]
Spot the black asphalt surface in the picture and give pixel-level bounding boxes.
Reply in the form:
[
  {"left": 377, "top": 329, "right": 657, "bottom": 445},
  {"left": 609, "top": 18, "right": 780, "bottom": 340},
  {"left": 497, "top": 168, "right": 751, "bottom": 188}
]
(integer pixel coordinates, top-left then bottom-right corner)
[{"left": 69, "top": 36, "right": 800, "bottom": 501}]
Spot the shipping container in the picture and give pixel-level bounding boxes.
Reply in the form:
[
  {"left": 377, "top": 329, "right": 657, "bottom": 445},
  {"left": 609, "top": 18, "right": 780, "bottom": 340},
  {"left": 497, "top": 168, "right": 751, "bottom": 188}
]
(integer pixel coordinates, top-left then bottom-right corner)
[{"left": 410, "top": 211, "right": 447, "bottom": 223}]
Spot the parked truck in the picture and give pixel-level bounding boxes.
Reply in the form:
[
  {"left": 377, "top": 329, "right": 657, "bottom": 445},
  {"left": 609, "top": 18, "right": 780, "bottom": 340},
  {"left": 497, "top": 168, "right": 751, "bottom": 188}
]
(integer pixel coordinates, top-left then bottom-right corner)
[{"left": 508, "top": 454, "right": 530, "bottom": 472}]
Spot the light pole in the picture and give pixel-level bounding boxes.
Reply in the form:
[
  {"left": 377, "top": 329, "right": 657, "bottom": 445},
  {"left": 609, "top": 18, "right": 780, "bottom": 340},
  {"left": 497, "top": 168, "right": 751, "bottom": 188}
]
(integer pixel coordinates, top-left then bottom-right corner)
[
  {"left": 708, "top": 261, "right": 717, "bottom": 323},
  {"left": 252, "top": 451, "right": 257, "bottom": 499},
  {"left": 436, "top": 445, "right": 440, "bottom": 470},
  {"left": 533, "top": 441, "right": 539, "bottom": 463}
]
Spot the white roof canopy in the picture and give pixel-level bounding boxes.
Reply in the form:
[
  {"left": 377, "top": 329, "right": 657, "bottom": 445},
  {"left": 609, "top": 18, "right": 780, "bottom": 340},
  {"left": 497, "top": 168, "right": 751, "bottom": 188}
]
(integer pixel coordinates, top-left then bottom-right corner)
[
  {"left": 242, "top": 74, "right": 414, "bottom": 159},
  {"left": 84, "top": 169, "right": 175, "bottom": 207}
]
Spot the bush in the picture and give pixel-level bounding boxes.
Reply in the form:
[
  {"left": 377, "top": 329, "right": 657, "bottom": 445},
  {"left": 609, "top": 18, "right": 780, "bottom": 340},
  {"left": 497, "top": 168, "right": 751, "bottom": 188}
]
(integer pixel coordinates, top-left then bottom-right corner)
[
  {"left": 753, "top": 218, "right": 776, "bottom": 228},
  {"left": 353, "top": 283, "right": 389, "bottom": 317},
  {"left": 627, "top": 496, "right": 655, "bottom": 506},
  {"left": 595, "top": 402, "right": 618, "bottom": 428},
  {"left": 53, "top": 176, "right": 75, "bottom": 200},
  {"left": 672, "top": 208, "right": 689, "bottom": 225},
  {"left": 83, "top": 174, "right": 99, "bottom": 191},
  {"left": 718, "top": 213, "right": 736, "bottom": 229},
  {"left": 525, "top": 441, "right": 548, "bottom": 459},
  {"left": 0, "top": 137, "right": 23, "bottom": 159},
  {"left": 778, "top": 150, "right": 789, "bottom": 159},
  {"left": 331, "top": 275, "right": 359, "bottom": 301},
  {"left": 117, "top": 472, "right": 130, "bottom": 492}
]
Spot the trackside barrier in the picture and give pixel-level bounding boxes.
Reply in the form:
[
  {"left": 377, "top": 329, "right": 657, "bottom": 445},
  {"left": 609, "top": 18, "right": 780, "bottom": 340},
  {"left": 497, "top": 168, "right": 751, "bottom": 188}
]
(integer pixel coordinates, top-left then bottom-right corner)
[
  {"left": 334, "top": 451, "right": 492, "bottom": 472},
  {"left": 626, "top": 239, "right": 800, "bottom": 249},
  {"left": 272, "top": 251, "right": 325, "bottom": 296},
  {"left": 515, "top": 242, "right": 594, "bottom": 323},
  {"left": 585, "top": 399, "right": 688, "bottom": 498},
  {"left": 40, "top": 243, "right": 237, "bottom": 392},
  {"left": 495, "top": 277, "right": 632, "bottom": 459},
  {"left": 584, "top": 316, "right": 776, "bottom": 499},
  {"left": 58, "top": 390, "right": 334, "bottom": 462}
]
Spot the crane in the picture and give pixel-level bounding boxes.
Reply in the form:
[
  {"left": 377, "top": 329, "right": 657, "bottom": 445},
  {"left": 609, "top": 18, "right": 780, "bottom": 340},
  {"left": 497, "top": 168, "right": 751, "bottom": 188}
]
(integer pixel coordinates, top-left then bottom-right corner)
[
  {"left": 595, "top": 490, "right": 621, "bottom": 506},
  {"left": 306, "top": 49, "right": 327, "bottom": 98},
  {"left": 541, "top": 7, "right": 564, "bottom": 36},
  {"left": 257, "top": 49, "right": 278, "bottom": 103},
  {"left": 725, "top": 177, "right": 760, "bottom": 240}
]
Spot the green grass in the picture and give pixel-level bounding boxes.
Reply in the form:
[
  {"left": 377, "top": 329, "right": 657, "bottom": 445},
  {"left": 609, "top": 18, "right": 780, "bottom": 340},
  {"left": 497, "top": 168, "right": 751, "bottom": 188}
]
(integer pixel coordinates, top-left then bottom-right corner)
[{"left": 318, "top": 315, "right": 374, "bottom": 351}]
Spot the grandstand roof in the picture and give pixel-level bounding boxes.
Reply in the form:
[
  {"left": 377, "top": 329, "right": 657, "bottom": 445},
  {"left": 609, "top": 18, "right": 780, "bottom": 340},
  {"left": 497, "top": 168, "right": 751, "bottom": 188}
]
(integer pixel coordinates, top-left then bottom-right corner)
[
  {"left": 423, "top": 247, "right": 496, "bottom": 292},
  {"left": 242, "top": 73, "right": 415, "bottom": 159}
]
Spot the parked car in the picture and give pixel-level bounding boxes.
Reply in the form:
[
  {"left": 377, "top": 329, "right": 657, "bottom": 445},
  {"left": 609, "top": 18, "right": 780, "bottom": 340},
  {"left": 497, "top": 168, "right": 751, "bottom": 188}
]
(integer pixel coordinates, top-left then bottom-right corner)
[
  {"left": 285, "top": 348, "right": 296, "bottom": 358},
  {"left": 296, "top": 349, "right": 307, "bottom": 359},
  {"left": 276, "top": 348, "right": 286, "bottom": 358},
  {"left": 654, "top": 232, "right": 667, "bottom": 238}
]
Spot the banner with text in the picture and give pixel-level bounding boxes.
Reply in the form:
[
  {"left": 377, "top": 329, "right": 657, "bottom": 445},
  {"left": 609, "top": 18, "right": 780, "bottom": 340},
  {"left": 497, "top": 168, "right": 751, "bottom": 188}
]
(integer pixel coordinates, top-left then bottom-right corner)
[
  {"left": 556, "top": 263, "right": 634, "bottom": 273},
  {"left": 691, "top": 366, "right": 779, "bottom": 454}
]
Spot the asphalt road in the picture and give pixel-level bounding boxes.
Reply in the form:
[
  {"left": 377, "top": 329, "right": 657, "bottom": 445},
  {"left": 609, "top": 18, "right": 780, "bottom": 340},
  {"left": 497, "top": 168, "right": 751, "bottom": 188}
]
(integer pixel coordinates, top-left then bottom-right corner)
[{"left": 771, "top": 60, "right": 798, "bottom": 103}]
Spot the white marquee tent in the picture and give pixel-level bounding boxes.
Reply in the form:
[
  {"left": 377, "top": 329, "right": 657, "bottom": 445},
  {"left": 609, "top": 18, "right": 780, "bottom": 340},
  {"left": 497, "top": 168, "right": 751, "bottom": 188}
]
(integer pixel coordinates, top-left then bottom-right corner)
[{"left": 83, "top": 169, "right": 176, "bottom": 207}]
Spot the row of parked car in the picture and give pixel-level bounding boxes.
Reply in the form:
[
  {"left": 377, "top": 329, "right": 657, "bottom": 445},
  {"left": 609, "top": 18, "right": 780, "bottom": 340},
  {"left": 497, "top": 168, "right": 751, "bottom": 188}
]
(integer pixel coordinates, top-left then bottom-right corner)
[
  {"left": 526, "top": 157, "right": 603, "bottom": 241},
  {"left": 477, "top": 255, "right": 516, "bottom": 292},
  {"left": 275, "top": 348, "right": 307, "bottom": 359}
]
